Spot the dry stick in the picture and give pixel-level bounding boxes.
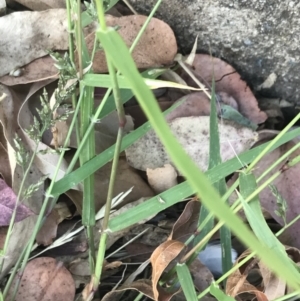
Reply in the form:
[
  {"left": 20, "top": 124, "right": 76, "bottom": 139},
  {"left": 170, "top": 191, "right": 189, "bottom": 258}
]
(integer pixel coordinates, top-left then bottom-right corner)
[
  {"left": 67, "top": 0, "right": 81, "bottom": 146},
  {"left": 87, "top": 2, "right": 126, "bottom": 300},
  {"left": 74, "top": 0, "right": 97, "bottom": 271},
  {"left": 76, "top": 0, "right": 83, "bottom": 80}
]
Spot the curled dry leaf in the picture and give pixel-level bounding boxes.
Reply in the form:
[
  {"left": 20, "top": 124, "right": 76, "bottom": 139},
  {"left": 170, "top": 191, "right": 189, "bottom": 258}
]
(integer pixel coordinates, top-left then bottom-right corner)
[
  {"left": 226, "top": 247, "right": 298, "bottom": 300},
  {"left": 150, "top": 240, "right": 185, "bottom": 301},
  {"left": 36, "top": 202, "right": 72, "bottom": 246},
  {"left": 0, "top": 9, "right": 68, "bottom": 77},
  {"left": 182, "top": 54, "right": 267, "bottom": 124},
  {"left": 258, "top": 261, "right": 286, "bottom": 300},
  {"left": 169, "top": 200, "right": 200, "bottom": 242},
  {"left": 6, "top": 257, "right": 75, "bottom": 301},
  {"left": 126, "top": 116, "right": 258, "bottom": 174},
  {"left": 0, "top": 178, "right": 35, "bottom": 226},
  {"left": 147, "top": 164, "right": 178, "bottom": 194},
  {"left": 226, "top": 250, "right": 266, "bottom": 299},
  {"left": 168, "top": 201, "right": 214, "bottom": 292},
  {"left": 83, "top": 14, "right": 177, "bottom": 73}
]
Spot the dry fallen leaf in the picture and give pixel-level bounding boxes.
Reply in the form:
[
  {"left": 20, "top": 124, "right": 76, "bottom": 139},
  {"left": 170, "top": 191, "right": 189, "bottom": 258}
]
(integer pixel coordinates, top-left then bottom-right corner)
[
  {"left": 126, "top": 116, "right": 258, "bottom": 174},
  {"left": 0, "top": 178, "right": 35, "bottom": 226},
  {"left": 182, "top": 54, "right": 267, "bottom": 124},
  {"left": 0, "top": 9, "right": 68, "bottom": 77},
  {"left": 258, "top": 261, "right": 286, "bottom": 300},
  {"left": 226, "top": 250, "right": 265, "bottom": 299},
  {"left": 169, "top": 200, "right": 200, "bottom": 242},
  {"left": 150, "top": 240, "right": 185, "bottom": 301},
  {"left": 0, "top": 55, "right": 60, "bottom": 86},
  {"left": 6, "top": 257, "right": 75, "bottom": 301}
]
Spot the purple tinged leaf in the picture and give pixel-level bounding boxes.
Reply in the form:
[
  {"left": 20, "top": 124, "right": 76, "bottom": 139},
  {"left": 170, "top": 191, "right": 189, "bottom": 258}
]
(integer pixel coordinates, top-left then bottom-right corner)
[{"left": 0, "top": 178, "right": 35, "bottom": 226}]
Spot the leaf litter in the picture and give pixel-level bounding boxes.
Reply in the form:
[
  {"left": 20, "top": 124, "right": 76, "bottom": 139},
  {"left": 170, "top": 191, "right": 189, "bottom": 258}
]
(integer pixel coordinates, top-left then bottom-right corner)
[{"left": 0, "top": 2, "right": 299, "bottom": 301}]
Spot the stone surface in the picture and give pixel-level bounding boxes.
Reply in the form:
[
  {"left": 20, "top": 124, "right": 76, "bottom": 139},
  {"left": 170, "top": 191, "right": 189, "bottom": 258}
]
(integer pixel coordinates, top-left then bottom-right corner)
[{"left": 131, "top": 0, "right": 300, "bottom": 104}]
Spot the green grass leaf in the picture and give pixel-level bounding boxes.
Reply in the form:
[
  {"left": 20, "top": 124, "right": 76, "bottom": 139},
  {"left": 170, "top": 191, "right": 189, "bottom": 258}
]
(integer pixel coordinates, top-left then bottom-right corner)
[
  {"left": 176, "top": 263, "right": 198, "bottom": 301},
  {"left": 95, "top": 26, "right": 300, "bottom": 290}
]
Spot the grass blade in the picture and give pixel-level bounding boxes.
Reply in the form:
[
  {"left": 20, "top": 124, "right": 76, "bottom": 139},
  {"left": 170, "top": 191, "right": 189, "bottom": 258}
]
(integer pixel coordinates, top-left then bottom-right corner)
[{"left": 176, "top": 263, "right": 198, "bottom": 301}]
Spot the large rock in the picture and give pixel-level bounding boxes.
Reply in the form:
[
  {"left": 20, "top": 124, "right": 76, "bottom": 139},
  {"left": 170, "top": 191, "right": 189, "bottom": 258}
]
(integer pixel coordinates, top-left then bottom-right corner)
[{"left": 131, "top": 0, "right": 300, "bottom": 104}]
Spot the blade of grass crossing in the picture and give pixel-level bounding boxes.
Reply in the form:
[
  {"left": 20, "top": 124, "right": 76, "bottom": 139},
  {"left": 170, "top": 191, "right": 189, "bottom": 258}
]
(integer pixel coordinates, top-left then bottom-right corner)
[
  {"left": 176, "top": 263, "right": 198, "bottom": 301},
  {"left": 195, "top": 80, "right": 232, "bottom": 277},
  {"left": 96, "top": 26, "right": 300, "bottom": 290},
  {"left": 239, "top": 171, "right": 286, "bottom": 254}
]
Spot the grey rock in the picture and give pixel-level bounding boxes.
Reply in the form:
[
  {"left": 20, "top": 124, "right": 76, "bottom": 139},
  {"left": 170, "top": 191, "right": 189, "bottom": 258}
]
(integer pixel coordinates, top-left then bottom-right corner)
[{"left": 131, "top": 0, "right": 300, "bottom": 104}]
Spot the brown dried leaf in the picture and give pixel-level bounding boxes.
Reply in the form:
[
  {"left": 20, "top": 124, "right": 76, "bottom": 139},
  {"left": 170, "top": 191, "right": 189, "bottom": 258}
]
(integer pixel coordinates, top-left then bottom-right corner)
[
  {"left": 83, "top": 15, "right": 177, "bottom": 73},
  {"left": 258, "top": 261, "right": 286, "bottom": 299},
  {"left": 183, "top": 54, "right": 267, "bottom": 124},
  {"left": 150, "top": 240, "right": 185, "bottom": 301},
  {"left": 0, "top": 55, "right": 59, "bottom": 86},
  {"left": 169, "top": 200, "right": 200, "bottom": 242},
  {"left": 0, "top": 9, "right": 68, "bottom": 77},
  {"left": 35, "top": 210, "right": 59, "bottom": 246},
  {"left": 126, "top": 116, "right": 258, "bottom": 174},
  {"left": 226, "top": 250, "right": 261, "bottom": 297},
  {"left": 0, "top": 178, "right": 35, "bottom": 226},
  {"left": 165, "top": 93, "right": 211, "bottom": 122},
  {"left": 147, "top": 164, "right": 178, "bottom": 194},
  {"left": 6, "top": 257, "right": 75, "bottom": 301}
]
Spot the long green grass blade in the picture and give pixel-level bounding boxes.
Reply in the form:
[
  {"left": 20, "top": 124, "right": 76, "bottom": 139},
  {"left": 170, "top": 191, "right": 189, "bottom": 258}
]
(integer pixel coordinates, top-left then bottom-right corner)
[
  {"left": 83, "top": 73, "right": 197, "bottom": 90},
  {"left": 50, "top": 127, "right": 300, "bottom": 200},
  {"left": 176, "top": 263, "right": 198, "bottom": 301},
  {"left": 239, "top": 171, "right": 286, "bottom": 254},
  {"left": 96, "top": 26, "right": 300, "bottom": 290}
]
